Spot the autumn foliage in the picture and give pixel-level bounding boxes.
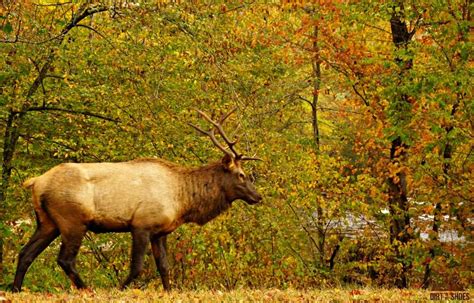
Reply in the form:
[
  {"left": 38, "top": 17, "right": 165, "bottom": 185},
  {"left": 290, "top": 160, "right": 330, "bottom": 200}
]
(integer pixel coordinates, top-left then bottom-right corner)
[{"left": 0, "top": 0, "right": 471, "bottom": 292}]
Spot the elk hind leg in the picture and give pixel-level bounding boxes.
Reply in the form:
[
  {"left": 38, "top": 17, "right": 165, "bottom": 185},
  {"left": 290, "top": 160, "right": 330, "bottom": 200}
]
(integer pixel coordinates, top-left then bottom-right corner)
[{"left": 12, "top": 210, "right": 59, "bottom": 292}]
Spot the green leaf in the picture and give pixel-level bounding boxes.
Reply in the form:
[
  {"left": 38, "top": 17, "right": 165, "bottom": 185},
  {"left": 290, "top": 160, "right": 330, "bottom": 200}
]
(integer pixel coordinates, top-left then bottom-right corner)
[
  {"left": 460, "top": 43, "right": 470, "bottom": 61},
  {"left": 2, "top": 21, "right": 13, "bottom": 34}
]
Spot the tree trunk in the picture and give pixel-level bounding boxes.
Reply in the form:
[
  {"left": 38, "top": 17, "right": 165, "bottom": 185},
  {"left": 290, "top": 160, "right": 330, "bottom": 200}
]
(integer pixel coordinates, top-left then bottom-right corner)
[
  {"left": 388, "top": 3, "right": 414, "bottom": 288},
  {"left": 311, "top": 23, "right": 321, "bottom": 152},
  {"left": 311, "top": 21, "right": 329, "bottom": 270},
  {"left": 0, "top": 111, "right": 25, "bottom": 285}
]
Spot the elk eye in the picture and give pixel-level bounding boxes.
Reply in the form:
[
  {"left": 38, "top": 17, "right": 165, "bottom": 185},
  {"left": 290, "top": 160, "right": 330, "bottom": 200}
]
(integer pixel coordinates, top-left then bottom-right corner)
[{"left": 238, "top": 173, "right": 245, "bottom": 180}]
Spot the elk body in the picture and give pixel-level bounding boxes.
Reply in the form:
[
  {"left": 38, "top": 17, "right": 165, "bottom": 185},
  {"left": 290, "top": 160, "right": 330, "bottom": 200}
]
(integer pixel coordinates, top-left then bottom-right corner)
[{"left": 12, "top": 109, "right": 262, "bottom": 292}]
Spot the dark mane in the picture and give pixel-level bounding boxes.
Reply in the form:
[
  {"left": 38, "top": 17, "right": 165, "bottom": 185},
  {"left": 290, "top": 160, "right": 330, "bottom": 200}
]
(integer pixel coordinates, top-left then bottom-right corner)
[{"left": 176, "top": 162, "right": 230, "bottom": 225}]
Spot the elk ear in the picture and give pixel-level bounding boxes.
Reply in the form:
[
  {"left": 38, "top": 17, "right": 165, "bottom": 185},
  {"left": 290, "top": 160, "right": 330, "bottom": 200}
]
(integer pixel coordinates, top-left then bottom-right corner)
[{"left": 221, "top": 154, "right": 235, "bottom": 171}]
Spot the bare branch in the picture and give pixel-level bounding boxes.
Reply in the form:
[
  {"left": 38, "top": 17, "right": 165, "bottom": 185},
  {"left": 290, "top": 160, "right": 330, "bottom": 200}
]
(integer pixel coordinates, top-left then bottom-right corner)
[
  {"left": 44, "top": 74, "right": 66, "bottom": 80},
  {"left": 297, "top": 95, "right": 315, "bottom": 109},
  {"left": 24, "top": 106, "right": 119, "bottom": 123},
  {"left": 1, "top": 4, "right": 110, "bottom": 45},
  {"left": 240, "top": 156, "right": 263, "bottom": 161},
  {"left": 23, "top": 4, "right": 110, "bottom": 103},
  {"left": 361, "top": 21, "right": 392, "bottom": 35},
  {"left": 286, "top": 197, "right": 320, "bottom": 252},
  {"left": 33, "top": 2, "right": 72, "bottom": 7},
  {"left": 352, "top": 83, "right": 370, "bottom": 107},
  {"left": 217, "top": 1, "right": 256, "bottom": 15},
  {"left": 318, "top": 106, "right": 364, "bottom": 115},
  {"left": 75, "top": 24, "right": 114, "bottom": 46}
]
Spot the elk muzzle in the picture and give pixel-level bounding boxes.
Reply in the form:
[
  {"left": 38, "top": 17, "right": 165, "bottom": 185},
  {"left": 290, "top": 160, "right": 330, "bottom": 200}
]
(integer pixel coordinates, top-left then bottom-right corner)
[{"left": 240, "top": 180, "right": 262, "bottom": 205}]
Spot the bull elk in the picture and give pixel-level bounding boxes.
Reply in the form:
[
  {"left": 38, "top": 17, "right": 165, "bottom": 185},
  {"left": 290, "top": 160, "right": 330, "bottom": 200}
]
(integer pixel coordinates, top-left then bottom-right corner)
[{"left": 12, "top": 108, "right": 262, "bottom": 292}]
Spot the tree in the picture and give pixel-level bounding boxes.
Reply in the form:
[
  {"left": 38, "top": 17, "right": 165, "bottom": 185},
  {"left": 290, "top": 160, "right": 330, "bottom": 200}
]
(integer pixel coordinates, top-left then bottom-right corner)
[
  {"left": 0, "top": 2, "right": 117, "bottom": 285},
  {"left": 385, "top": 0, "right": 419, "bottom": 288}
]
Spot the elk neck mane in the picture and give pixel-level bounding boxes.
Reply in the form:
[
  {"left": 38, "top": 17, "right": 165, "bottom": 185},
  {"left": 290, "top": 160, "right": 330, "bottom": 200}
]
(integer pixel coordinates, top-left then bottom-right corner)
[{"left": 178, "top": 161, "right": 231, "bottom": 225}]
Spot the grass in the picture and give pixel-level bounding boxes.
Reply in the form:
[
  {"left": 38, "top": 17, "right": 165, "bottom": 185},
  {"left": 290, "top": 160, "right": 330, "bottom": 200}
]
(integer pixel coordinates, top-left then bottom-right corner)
[{"left": 3, "top": 288, "right": 470, "bottom": 302}]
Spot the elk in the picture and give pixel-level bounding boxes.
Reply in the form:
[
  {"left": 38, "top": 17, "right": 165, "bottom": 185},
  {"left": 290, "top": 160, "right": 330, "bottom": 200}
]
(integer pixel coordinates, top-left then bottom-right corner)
[{"left": 12, "top": 108, "right": 262, "bottom": 292}]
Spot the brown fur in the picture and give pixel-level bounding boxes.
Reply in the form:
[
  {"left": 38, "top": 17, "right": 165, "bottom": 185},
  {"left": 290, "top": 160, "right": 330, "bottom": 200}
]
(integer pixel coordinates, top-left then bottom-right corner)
[
  {"left": 179, "top": 162, "right": 231, "bottom": 225},
  {"left": 130, "top": 157, "right": 189, "bottom": 172},
  {"left": 12, "top": 155, "right": 262, "bottom": 292}
]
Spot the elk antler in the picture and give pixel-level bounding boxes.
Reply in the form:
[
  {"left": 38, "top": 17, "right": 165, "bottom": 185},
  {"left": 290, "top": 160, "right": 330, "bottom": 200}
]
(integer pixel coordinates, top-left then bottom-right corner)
[{"left": 189, "top": 108, "right": 261, "bottom": 161}]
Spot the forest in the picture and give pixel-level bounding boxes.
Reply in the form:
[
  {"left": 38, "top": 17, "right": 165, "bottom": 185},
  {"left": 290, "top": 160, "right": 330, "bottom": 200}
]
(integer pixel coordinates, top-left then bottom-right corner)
[{"left": 0, "top": 0, "right": 472, "bottom": 300}]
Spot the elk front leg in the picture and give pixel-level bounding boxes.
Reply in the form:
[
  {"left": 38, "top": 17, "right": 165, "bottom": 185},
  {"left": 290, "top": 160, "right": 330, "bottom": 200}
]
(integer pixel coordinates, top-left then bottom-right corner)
[
  {"left": 150, "top": 234, "right": 170, "bottom": 291},
  {"left": 121, "top": 228, "right": 149, "bottom": 289},
  {"left": 57, "top": 226, "right": 87, "bottom": 289}
]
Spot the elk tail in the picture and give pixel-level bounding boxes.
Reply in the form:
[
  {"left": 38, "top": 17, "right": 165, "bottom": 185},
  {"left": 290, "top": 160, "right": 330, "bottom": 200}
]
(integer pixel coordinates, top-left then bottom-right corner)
[{"left": 23, "top": 177, "right": 37, "bottom": 189}]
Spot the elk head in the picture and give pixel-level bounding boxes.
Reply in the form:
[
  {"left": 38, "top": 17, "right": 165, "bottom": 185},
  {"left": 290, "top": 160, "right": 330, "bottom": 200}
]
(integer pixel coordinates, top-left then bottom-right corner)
[{"left": 189, "top": 108, "right": 262, "bottom": 205}]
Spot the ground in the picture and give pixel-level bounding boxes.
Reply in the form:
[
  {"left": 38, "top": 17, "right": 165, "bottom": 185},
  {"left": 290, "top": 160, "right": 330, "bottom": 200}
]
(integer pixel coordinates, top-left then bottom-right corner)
[{"left": 3, "top": 288, "right": 471, "bottom": 302}]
